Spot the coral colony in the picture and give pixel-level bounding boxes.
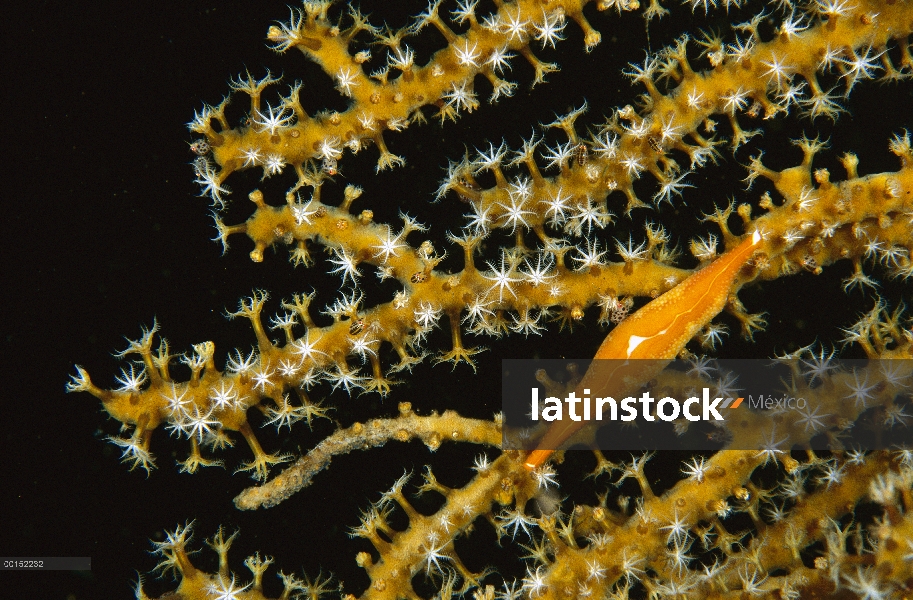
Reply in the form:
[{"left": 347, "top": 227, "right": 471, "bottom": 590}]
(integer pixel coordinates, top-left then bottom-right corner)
[{"left": 69, "top": 0, "right": 913, "bottom": 598}]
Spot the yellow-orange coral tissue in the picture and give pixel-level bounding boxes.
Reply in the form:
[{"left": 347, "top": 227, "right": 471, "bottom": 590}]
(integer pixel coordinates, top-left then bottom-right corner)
[{"left": 67, "top": 0, "right": 913, "bottom": 598}]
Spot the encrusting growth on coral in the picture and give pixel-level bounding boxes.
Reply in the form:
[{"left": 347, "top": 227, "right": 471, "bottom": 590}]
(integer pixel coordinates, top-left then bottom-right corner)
[{"left": 69, "top": 0, "right": 913, "bottom": 598}]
